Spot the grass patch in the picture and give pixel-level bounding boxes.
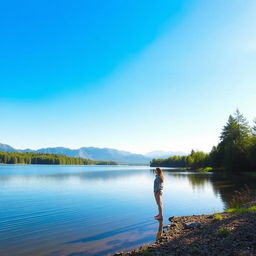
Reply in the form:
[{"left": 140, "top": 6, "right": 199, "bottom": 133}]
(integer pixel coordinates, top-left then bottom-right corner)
[
  {"left": 141, "top": 250, "right": 153, "bottom": 256},
  {"left": 216, "top": 227, "right": 230, "bottom": 237},
  {"left": 213, "top": 213, "right": 223, "bottom": 220},
  {"left": 225, "top": 205, "right": 256, "bottom": 213},
  {"left": 196, "top": 167, "right": 213, "bottom": 172},
  {"left": 191, "top": 246, "right": 200, "bottom": 255}
]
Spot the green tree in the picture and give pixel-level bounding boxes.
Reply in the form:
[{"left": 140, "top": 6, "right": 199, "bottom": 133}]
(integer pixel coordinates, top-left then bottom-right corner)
[
  {"left": 10, "top": 156, "right": 17, "bottom": 164},
  {"left": 209, "top": 146, "right": 222, "bottom": 168},
  {"left": 252, "top": 118, "right": 256, "bottom": 137},
  {"left": 219, "top": 110, "right": 251, "bottom": 171},
  {"left": 248, "top": 119, "right": 256, "bottom": 170},
  {"left": 187, "top": 150, "right": 209, "bottom": 169},
  {"left": 220, "top": 110, "right": 250, "bottom": 143}
]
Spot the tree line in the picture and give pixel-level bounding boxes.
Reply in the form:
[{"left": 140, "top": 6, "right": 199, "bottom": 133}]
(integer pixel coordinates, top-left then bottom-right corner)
[
  {"left": 0, "top": 151, "right": 117, "bottom": 165},
  {"left": 151, "top": 110, "right": 256, "bottom": 172}
]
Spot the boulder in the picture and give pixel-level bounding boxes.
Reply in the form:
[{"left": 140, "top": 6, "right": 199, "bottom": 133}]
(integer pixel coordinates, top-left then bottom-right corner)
[{"left": 184, "top": 222, "right": 201, "bottom": 229}]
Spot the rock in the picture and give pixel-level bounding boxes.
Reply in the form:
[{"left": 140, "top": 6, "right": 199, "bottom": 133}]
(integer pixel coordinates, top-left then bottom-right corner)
[
  {"left": 163, "top": 224, "right": 174, "bottom": 229},
  {"left": 184, "top": 222, "right": 201, "bottom": 229},
  {"left": 169, "top": 216, "right": 175, "bottom": 222}
]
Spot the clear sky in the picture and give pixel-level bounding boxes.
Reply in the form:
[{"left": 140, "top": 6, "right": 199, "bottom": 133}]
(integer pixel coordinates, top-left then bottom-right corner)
[{"left": 0, "top": 0, "right": 255, "bottom": 154}]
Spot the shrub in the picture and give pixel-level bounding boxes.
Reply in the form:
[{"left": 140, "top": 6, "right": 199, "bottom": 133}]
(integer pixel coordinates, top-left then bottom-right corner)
[
  {"left": 214, "top": 213, "right": 223, "bottom": 220},
  {"left": 217, "top": 227, "right": 230, "bottom": 237}
]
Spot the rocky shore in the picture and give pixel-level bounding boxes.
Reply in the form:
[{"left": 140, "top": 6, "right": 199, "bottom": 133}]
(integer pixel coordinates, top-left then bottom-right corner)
[{"left": 114, "top": 211, "right": 256, "bottom": 256}]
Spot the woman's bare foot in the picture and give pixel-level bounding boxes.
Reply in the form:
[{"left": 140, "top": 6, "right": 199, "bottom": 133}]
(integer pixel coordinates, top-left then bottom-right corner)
[
  {"left": 154, "top": 214, "right": 160, "bottom": 218},
  {"left": 155, "top": 215, "right": 163, "bottom": 220}
]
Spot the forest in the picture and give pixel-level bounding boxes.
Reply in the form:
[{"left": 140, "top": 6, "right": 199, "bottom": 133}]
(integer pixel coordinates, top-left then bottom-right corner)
[
  {"left": 151, "top": 110, "right": 256, "bottom": 172},
  {"left": 0, "top": 151, "right": 117, "bottom": 165}
]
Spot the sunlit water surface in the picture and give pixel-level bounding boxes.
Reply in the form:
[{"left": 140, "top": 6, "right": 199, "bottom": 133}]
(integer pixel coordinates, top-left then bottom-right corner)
[{"left": 1, "top": 165, "right": 255, "bottom": 256}]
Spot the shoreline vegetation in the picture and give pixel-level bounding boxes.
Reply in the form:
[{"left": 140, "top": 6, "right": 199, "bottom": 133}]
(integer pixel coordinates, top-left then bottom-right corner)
[
  {"left": 0, "top": 151, "right": 117, "bottom": 165},
  {"left": 115, "top": 187, "right": 256, "bottom": 256},
  {"left": 151, "top": 110, "right": 256, "bottom": 173}
]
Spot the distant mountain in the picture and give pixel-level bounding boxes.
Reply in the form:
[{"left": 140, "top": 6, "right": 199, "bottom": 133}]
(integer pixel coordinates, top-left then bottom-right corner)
[
  {"left": 145, "top": 150, "right": 187, "bottom": 159},
  {"left": 0, "top": 143, "right": 16, "bottom": 152},
  {"left": 0, "top": 143, "right": 150, "bottom": 165}
]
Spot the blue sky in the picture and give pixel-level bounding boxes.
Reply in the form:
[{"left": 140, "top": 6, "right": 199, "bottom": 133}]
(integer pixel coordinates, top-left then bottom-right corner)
[{"left": 0, "top": 0, "right": 255, "bottom": 154}]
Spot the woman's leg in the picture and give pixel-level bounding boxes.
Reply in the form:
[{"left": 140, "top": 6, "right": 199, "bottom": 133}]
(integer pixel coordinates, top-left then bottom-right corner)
[
  {"left": 154, "top": 192, "right": 160, "bottom": 217},
  {"left": 154, "top": 192, "right": 158, "bottom": 204},
  {"left": 156, "top": 192, "right": 163, "bottom": 219}
]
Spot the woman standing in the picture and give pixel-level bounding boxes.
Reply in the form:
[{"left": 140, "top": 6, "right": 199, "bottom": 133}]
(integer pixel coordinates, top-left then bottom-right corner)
[{"left": 154, "top": 167, "right": 164, "bottom": 220}]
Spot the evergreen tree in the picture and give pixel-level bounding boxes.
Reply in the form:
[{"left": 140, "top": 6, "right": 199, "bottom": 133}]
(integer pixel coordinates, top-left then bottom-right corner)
[
  {"left": 209, "top": 145, "right": 223, "bottom": 168},
  {"left": 220, "top": 110, "right": 250, "bottom": 144},
  {"left": 247, "top": 118, "right": 256, "bottom": 170},
  {"left": 252, "top": 118, "right": 256, "bottom": 137},
  {"left": 219, "top": 110, "right": 250, "bottom": 171}
]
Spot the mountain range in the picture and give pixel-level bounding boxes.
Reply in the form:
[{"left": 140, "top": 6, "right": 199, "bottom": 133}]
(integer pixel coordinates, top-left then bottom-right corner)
[
  {"left": 0, "top": 143, "right": 186, "bottom": 164},
  {"left": 145, "top": 150, "right": 187, "bottom": 159}
]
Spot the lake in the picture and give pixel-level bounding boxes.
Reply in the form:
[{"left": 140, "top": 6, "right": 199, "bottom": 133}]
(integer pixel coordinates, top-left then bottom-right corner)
[{"left": 1, "top": 165, "right": 256, "bottom": 256}]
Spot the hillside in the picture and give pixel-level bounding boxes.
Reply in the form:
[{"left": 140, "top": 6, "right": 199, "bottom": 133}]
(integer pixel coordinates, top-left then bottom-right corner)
[{"left": 0, "top": 143, "right": 150, "bottom": 165}]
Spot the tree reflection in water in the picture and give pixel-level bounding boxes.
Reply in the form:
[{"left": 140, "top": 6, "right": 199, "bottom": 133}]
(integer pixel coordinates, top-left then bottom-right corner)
[{"left": 164, "top": 170, "right": 256, "bottom": 209}]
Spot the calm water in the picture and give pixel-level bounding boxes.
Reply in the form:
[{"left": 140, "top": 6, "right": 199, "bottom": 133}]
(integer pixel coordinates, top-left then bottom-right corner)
[{"left": 1, "top": 165, "right": 256, "bottom": 256}]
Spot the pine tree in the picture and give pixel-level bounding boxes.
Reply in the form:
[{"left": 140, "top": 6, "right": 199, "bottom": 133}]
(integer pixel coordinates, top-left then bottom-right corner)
[
  {"left": 252, "top": 118, "right": 256, "bottom": 137},
  {"left": 219, "top": 109, "right": 251, "bottom": 171},
  {"left": 220, "top": 110, "right": 250, "bottom": 144}
]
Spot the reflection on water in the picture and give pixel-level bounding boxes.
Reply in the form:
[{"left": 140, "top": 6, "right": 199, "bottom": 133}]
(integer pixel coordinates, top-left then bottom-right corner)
[
  {"left": 169, "top": 171, "right": 256, "bottom": 208},
  {"left": 0, "top": 165, "right": 256, "bottom": 256},
  {"left": 155, "top": 219, "right": 163, "bottom": 241}
]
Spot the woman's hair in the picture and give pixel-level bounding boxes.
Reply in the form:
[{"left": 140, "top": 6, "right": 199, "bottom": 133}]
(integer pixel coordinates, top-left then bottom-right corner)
[{"left": 156, "top": 167, "right": 164, "bottom": 182}]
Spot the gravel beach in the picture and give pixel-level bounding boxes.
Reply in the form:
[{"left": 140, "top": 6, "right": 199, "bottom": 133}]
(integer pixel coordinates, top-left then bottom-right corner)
[{"left": 114, "top": 211, "right": 256, "bottom": 256}]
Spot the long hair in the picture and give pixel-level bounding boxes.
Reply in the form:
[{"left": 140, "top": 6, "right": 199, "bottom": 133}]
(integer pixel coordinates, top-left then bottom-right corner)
[{"left": 156, "top": 167, "right": 164, "bottom": 183}]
